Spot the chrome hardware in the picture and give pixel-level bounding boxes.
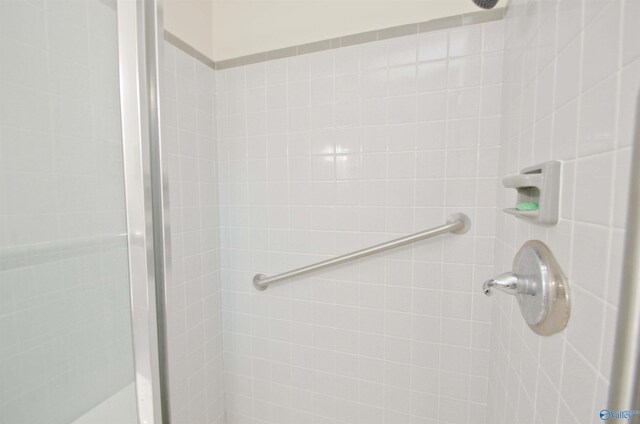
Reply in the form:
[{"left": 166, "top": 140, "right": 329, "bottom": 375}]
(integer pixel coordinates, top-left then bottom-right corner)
[
  {"left": 483, "top": 240, "right": 570, "bottom": 336},
  {"left": 483, "top": 272, "right": 519, "bottom": 296},
  {"left": 253, "top": 213, "right": 471, "bottom": 290}
]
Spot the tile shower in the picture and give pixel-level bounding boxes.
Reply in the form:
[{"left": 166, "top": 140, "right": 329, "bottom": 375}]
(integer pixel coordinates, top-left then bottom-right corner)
[
  {"left": 489, "top": 0, "right": 640, "bottom": 422},
  {"left": 1, "top": 0, "right": 639, "bottom": 423},
  {"left": 160, "top": 0, "right": 640, "bottom": 423},
  {"left": 213, "top": 19, "right": 503, "bottom": 424}
]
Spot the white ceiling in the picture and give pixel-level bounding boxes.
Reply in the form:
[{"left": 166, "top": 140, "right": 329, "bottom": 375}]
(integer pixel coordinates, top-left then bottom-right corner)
[{"left": 164, "top": 0, "right": 506, "bottom": 62}]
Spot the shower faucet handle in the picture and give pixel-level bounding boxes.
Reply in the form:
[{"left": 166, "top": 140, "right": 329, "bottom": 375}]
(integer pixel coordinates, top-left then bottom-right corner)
[
  {"left": 482, "top": 272, "right": 518, "bottom": 296},
  {"left": 482, "top": 272, "right": 538, "bottom": 297},
  {"left": 481, "top": 241, "right": 571, "bottom": 336}
]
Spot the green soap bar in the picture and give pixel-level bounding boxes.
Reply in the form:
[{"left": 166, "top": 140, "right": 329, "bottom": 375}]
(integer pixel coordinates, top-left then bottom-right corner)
[{"left": 516, "top": 202, "right": 539, "bottom": 211}]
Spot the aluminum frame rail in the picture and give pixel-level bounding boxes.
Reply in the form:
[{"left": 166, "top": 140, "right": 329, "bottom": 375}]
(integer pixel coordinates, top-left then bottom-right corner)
[{"left": 609, "top": 94, "right": 640, "bottom": 417}]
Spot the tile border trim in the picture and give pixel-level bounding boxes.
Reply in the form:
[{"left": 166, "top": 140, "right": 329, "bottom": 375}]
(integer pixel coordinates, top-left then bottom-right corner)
[
  {"left": 164, "top": 31, "right": 216, "bottom": 69},
  {"left": 164, "top": 7, "right": 505, "bottom": 71}
]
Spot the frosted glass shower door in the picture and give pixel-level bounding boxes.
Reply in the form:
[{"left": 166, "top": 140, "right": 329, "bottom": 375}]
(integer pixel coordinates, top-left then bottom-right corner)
[{"left": 0, "top": 0, "right": 138, "bottom": 422}]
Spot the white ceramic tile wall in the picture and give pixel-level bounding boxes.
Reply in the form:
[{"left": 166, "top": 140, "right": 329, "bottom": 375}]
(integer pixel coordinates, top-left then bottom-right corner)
[
  {"left": 163, "top": 42, "right": 225, "bottom": 424},
  {"left": 487, "top": 0, "right": 640, "bottom": 423},
  {"left": 215, "top": 20, "right": 504, "bottom": 424},
  {"left": 0, "top": 0, "right": 136, "bottom": 422}
]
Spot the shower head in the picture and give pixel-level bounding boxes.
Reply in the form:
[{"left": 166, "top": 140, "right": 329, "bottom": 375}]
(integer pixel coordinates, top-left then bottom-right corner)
[{"left": 471, "top": 0, "right": 499, "bottom": 9}]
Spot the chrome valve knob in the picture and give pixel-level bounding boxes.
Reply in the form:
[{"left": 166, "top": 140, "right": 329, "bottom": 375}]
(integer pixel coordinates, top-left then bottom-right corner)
[
  {"left": 483, "top": 272, "right": 519, "bottom": 296},
  {"left": 481, "top": 241, "right": 570, "bottom": 336},
  {"left": 483, "top": 272, "right": 538, "bottom": 297}
]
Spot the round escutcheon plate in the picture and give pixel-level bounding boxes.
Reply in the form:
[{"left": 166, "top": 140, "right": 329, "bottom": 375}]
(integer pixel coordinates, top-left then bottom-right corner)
[{"left": 513, "top": 240, "right": 570, "bottom": 336}]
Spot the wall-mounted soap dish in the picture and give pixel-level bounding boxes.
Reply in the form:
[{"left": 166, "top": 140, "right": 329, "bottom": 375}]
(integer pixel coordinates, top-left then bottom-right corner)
[{"left": 502, "top": 161, "right": 561, "bottom": 226}]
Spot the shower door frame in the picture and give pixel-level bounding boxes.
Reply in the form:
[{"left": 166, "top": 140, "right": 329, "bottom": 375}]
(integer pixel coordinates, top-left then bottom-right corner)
[
  {"left": 610, "top": 97, "right": 640, "bottom": 411},
  {"left": 116, "top": 0, "right": 171, "bottom": 422}
]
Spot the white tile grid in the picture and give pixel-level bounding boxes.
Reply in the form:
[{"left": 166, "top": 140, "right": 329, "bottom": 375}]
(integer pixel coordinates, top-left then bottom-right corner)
[
  {"left": 216, "top": 21, "right": 505, "bottom": 424},
  {"left": 0, "top": 1, "right": 136, "bottom": 423},
  {"left": 487, "top": 1, "right": 640, "bottom": 424},
  {"left": 163, "top": 42, "right": 226, "bottom": 424}
]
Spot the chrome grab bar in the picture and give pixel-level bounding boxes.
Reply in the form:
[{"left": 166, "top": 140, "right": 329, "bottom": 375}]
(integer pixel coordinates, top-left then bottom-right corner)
[{"left": 253, "top": 213, "right": 471, "bottom": 290}]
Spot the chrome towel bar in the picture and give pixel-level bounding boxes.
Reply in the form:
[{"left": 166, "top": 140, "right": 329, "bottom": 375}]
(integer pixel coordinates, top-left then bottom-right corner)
[{"left": 253, "top": 213, "right": 471, "bottom": 290}]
